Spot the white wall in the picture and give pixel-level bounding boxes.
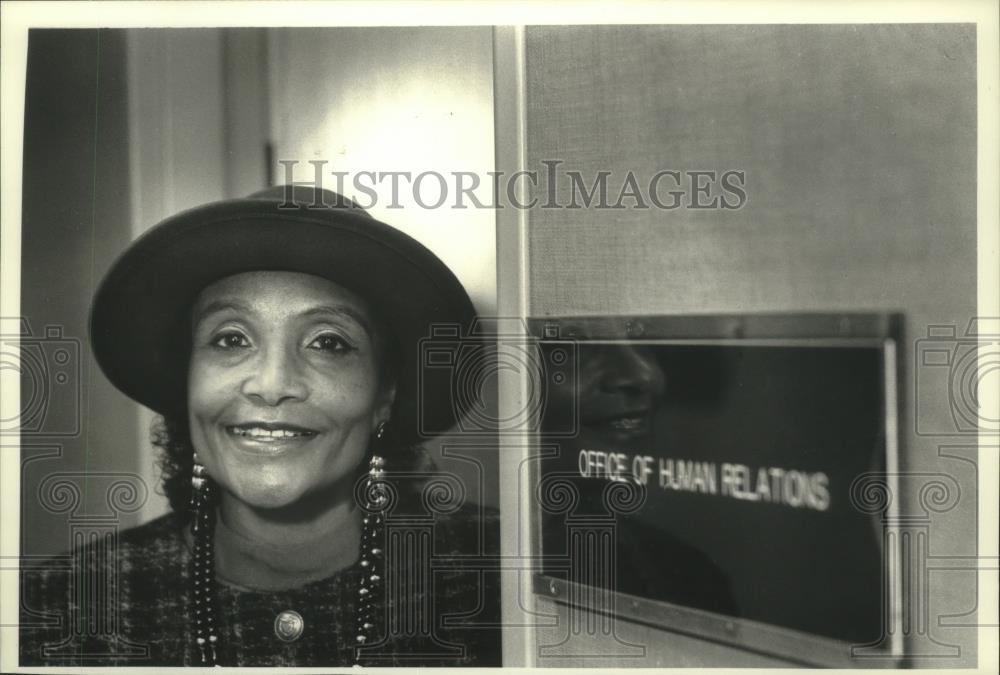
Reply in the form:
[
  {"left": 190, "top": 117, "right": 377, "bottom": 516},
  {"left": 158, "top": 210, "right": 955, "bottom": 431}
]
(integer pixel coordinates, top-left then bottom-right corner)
[{"left": 267, "top": 27, "right": 497, "bottom": 315}]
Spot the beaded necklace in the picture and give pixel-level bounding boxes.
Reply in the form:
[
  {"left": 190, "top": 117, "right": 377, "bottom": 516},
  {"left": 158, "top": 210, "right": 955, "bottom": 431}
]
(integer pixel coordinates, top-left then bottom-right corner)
[{"left": 189, "top": 445, "right": 387, "bottom": 667}]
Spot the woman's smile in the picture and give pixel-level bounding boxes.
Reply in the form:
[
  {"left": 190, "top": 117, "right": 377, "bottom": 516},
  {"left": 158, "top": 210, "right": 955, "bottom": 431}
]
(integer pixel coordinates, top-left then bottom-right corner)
[{"left": 225, "top": 421, "right": 320, "bottom": 453}]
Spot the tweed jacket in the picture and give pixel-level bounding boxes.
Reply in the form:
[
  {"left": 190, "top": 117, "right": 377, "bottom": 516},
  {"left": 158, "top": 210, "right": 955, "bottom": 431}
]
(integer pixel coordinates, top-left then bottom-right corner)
[{"left": 20, "top": 507, "right": 501, "bottom": 667}]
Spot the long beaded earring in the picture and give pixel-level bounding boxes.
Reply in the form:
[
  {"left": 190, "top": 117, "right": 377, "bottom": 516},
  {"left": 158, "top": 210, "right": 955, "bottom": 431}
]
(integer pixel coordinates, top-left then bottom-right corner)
[
  {"left": 190, "top": 452, "right": 220, "bottom": 666},
  {"left": 354, "top": 420, "right": 388, "bottom": 664}
]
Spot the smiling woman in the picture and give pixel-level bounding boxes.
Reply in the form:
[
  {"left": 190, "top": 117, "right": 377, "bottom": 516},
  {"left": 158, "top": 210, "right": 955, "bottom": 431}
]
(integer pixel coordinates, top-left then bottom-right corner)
[
  {"left": 19, "top": 187, "right": 500, "bottom": 667},
  {"left": 188, "top": 272, "right": 392, "bottom": 513}
]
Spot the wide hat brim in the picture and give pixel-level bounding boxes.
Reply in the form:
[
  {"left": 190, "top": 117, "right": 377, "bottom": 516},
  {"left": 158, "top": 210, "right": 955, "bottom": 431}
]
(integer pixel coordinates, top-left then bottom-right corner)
[{"left": 90, "top": 189, "right": 478, "bottom": 443}]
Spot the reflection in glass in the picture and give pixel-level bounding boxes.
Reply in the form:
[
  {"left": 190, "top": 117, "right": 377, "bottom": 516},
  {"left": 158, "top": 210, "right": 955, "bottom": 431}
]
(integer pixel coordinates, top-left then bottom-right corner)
[{"left": 537, "top": 319, "right": 886, "bottom": 645}]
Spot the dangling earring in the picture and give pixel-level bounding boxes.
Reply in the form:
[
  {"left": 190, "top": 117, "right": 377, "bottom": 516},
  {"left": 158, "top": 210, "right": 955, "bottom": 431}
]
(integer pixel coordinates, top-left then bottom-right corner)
[
  {"left": 190, "top": 452, "right": 220, "bottom": 666},
  {"left": 355, "top": 421, "right": 388, "bottom": 662}
]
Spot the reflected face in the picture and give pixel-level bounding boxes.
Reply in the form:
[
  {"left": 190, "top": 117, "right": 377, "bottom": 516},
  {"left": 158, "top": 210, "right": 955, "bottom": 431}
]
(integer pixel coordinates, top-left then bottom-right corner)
[
  {"left": 576, "top": 344, "right": 666, "bottom": 447},
  {"left": 187, "top": 271, "right": 394, "bottom": 510},
  {"left": 545, "top": 337, "right": 666, "bottom": 450}
]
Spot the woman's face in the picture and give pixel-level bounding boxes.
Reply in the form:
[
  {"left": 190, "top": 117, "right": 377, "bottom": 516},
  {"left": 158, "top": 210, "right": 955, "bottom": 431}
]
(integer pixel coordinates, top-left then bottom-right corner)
[{"left": 188, "top": 271, "right": 394, "bottom": 510}]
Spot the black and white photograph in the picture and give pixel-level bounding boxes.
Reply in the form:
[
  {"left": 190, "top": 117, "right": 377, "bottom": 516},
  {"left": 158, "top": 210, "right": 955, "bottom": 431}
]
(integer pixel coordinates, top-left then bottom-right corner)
[{"left": 1, "top": 1, "right": 997, "bottom": 671}]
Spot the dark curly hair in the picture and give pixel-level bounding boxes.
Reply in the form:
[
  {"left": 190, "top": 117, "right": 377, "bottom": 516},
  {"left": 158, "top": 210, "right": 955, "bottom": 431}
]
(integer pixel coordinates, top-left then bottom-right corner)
[{"left": 151, "top": 414, "right": 199, "bottom": 515}]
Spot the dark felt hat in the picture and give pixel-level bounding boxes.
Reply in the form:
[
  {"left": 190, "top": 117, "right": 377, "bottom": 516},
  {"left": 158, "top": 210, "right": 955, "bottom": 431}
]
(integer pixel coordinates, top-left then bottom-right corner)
[{"left": 89, "top": 185, "right": 477, "bottom": 443}]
